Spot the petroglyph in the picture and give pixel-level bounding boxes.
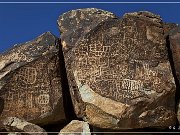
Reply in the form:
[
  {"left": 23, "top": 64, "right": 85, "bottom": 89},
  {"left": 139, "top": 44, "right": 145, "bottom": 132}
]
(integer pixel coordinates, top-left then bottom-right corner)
[
  {"left": 38, "top": 94, "right": 50, "bottom": 105},
  {"left": 0, "top": 32, "right": 65, "bottom": 124},
  {"left": 59, "top": 10, "right": 176, "bottom": 129},
  {"left": 1, "top": 55, "right": 62, "bottom": 120},
  {"left": 17, "top": 67, "right": 37, "bottom": 84},
  {"left": 72, "top": 14, "right": 175, "bottom": 105}
]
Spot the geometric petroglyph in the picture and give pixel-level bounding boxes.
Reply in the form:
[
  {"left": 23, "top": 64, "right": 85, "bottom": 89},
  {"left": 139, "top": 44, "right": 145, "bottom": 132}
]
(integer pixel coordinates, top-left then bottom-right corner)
[
  {"left": 58, "top": 8, "right": 117, "bottom": 52},
  {"left": 38, "top": 94, "right": 50, "bottom": 105},
  {"left": 59, "top": 9, "right": 176, "bottom": 129},
  {"left": 17, "top": 67, "right": 37, "bottom": 84},
  {"left": 73, "top": 14, "right": 175, "bottom": 105},
  {"left": 0, "top": 32, "right": 65, "bottom": 124},
  {"left": 0, "top": 55, "right": 62, "bottom": 121},
  {"left": 58, "top": 8, "right": 117, "bottom": 118}
]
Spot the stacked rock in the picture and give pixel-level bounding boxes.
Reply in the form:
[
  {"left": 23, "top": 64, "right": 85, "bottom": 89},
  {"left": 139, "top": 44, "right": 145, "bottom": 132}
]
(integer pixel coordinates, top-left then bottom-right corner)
[{"left": 0, "top": 8, "right": 180, "bottom": 134}]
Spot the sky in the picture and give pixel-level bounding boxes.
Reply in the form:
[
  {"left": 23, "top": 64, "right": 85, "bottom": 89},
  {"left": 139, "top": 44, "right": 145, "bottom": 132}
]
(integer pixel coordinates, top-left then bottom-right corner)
[{"left": 1, "top": 0, "right": 180, "bottom": 53}]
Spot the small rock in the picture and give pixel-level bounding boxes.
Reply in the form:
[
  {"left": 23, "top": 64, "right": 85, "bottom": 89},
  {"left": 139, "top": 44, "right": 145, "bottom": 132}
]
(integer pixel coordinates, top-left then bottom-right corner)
[
  {"left": 2, "top": 117, "right": 47, "bottom": 135},
  {"left": 59, "top": 120, "right": 90, "bottom": 135}
]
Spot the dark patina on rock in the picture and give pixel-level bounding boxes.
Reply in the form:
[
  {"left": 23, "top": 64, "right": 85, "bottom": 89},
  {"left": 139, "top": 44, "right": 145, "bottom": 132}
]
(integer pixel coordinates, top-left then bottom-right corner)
[
  {"left": 64, "top": 11, "right": 176, "bottom": 129},
  {"left": 58, "top": 8, "right": 117, "bottom": 117},
  {"left": 169, "top": 26, "right": 180, "bottom": 123},
  {"left": 58, "top": 8, "right": 117, "bottom": 52},
  {"left": 0, "top": 32, "right": 66, "bottom": 125},
  {"left": 169, "top": 26, "right": 180, "bottom": 81}
]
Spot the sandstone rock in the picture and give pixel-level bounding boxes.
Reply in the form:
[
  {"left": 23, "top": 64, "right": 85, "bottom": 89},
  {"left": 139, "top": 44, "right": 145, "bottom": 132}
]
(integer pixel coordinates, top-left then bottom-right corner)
[
  {"left": 0, "top": 32, "right": 66, "bottom": 125},
  {"left": 2, "top": 117, "right": 47, "bottom": 135},
  {"left": 61, "top": 10, "right": 176, "bottom": 129},
  {"left": 58, "top": 120, "right": 90, "bottom": 135},
  {"left": 58, "top": 8, "right": 117, "bottom": 118}
]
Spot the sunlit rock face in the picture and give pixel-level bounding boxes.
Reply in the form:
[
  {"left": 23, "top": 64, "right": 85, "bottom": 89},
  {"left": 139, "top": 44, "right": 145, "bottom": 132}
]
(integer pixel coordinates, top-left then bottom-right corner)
[
  {"left": 2, "top": 117, "right": 47, "bottom": 135},
  {"left": 58, "top": 8, "right": 117, "bottom": 118},
  {"left": 58, "top": 8, "right": 117, "bottom": 53},
  {"left": 58, "top": 120, "right": 90, "bottom": 135},
  {"left": 59, "top": 9, "right": 176, "bottom": 129},
  {"left": 0, "top": 32, "right": 66, "bottom": 125}
]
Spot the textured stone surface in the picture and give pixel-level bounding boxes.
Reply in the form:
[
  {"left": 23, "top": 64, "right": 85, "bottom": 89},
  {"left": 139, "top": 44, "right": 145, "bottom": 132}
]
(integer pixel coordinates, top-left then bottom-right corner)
[
  {"left": 58, "top": 120, "right": 90, "bottom": 135},
  {"left": 58, "top": 8, "right": 117, "bottom": 52},
  {"left": 2, "top": 117, "right": 47, "bottom": 135},
  {"left": 0, "top": 32, "right": 66, "bottom": 125},
  {"left": 169, "top": 26, "right": 180, "bottom": 123},
  {"left": 61, "top": 10, "right": 176, "bottom": 129},
  {"left": 58, "top": 8, "right": 117, "bottom": 117},
  {"left": 169, "top": 26, "right": 180, "bottom": 81},
  {"left": 163, "top": 23, "right": 178, "bottom": 36}
]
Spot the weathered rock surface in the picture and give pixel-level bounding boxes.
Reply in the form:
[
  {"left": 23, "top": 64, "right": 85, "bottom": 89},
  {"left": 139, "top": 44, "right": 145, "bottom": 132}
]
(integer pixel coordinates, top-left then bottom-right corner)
[
  {"left": 58, "top": 120, "right": 90, "bottom": 135},
  {"left": 58, "top": 8, "right": 117, "bottom": 118},
  {"left": 0, "top": 32, "right": 66, "bottom": 125},
  {"left": 169, "top": 26, "right": 180, "bottom": 81},
  {"left": 163, "top": 23, "right": 178, "bottom": 36},
  {"left": 58, "top": 8, "right": 117, "bottom": 52},
  {"left": 169, "top": 26, "right": 180, "bottom": 123},
  {"left": 2, "top": 117, "right": 47, "bottom": 135},
  {"left": 60, "top": 10, "right": 176, "bottom": 129}
]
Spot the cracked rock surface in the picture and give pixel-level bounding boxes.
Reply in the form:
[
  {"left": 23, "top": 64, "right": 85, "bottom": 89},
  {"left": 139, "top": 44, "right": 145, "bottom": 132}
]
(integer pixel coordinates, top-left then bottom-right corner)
[{"left": 58, "top": 8, "right": 118, "bottom": 118}]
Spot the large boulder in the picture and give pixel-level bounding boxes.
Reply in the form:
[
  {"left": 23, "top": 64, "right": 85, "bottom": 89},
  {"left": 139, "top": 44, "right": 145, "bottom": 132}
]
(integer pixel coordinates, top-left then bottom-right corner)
[
  {"left": 0, "top": 32, "right": 66, "bottom": 125},
  {"left": 60, "top": 10, "right": 176, "bottom": 129},
  {"left": 58, "top": 120, "right": 90, "bottom": 135},
  {"left": 58, "top": 8, "right": 117, "bottom": 118}
]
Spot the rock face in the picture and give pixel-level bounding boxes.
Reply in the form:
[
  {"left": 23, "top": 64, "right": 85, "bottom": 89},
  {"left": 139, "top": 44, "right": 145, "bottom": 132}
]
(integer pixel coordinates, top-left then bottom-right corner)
[
  {"left": 2, "top": 117, "right": 47, "bottom": 135},
  {"left": 58, "top": 120, "right": 90, "bottom": 135},
  {"left": 58, "top": 8, "right": 117, "bottom": 118},
  {"left": 0, "top": 32, "right": 66, "bottom": 125},
  {"left": 169, "top": 26, "right": 180, "bottom": 123},
  {"left": 58, "top": 8, "right": 117, "bottom": 52},
  {"left": 169, "top": 27, "right": 180, "bottom": 81},
  {"left": 60, "top": 10, "right": 176, "bottom": 129}
]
